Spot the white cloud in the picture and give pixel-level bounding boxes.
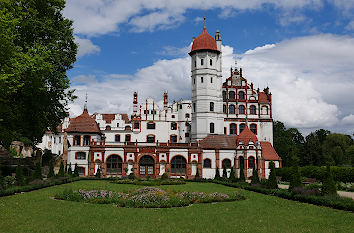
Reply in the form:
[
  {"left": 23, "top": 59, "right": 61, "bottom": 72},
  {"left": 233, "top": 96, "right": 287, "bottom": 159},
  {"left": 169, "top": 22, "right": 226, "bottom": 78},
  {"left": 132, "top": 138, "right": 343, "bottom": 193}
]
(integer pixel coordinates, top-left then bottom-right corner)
[
  {"left": 345, "top": 20, "right": 354, "bottom": 31},
  {"left": 75, "top": 36, "right": 100, "bottom": 57},
  {"left": 342, "top": 114, "right": 354, "bottom": 125}
]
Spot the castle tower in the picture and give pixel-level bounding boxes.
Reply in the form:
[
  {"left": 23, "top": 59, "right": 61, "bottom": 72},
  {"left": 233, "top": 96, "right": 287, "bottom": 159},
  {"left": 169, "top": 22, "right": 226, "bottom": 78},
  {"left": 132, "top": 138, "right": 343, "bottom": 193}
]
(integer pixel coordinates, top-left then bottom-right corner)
[
  {"left": 163, "top": 91, "right": 168, "bottom": 109},
  {"left": 189, "top": 25, "right": 224, "bottom": 141},
  {"left": 133, "top": 91, "right": 138, "bottom": 115}
]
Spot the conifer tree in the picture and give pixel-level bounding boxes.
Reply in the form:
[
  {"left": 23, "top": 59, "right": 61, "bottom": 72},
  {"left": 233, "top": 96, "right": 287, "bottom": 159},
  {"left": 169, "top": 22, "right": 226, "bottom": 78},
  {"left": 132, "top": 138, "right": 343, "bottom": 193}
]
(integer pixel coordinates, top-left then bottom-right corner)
[
  {"left": 33, "top": 161, "right": 42, "bottom": 180},
  {"left": 214, "top": 166, "right": 220, "bottom": 180},
  {"left": 229, "top": 166, "right": 236, "bottom": 182},
  {"left": 251, "top": 167, "right": 259, "bottom": 184},
  {"left": 96, "top": 167, "right": 101, "bottom": 178},
  {"left": 48, "top": 160, "right": 54, "bottom": 178},
  {"left": 289, "top": 156, "right": 302, "bottom": 191},
  {"left": 222, "top": 165, "right": 227, "bottom": 178},
  {"left": 0, "top": 165, "right": 4, "bottom": 189},
  {"left": 67, "top": 163, "right": 73, "bottom": 176},
  {"left": 58, "top": 161, "right": 65, "bottom": 177},
  {"left": 16, "top": 163, "right": 25, "bottom": 186},
  {"left": 239, "top": 163, "right": 245, "bottom": 182},
  {"left": 322, "top": 163, "right": 337, "bottom": 196},
  {"left": 195, "top": 167, "right": 200, "bottom": 180},
  {"left": 73, "top": 163, "right": 79, "bottom": 177},
  {"left": 267, "top": 161, "right": 278, "bottom": 189}
]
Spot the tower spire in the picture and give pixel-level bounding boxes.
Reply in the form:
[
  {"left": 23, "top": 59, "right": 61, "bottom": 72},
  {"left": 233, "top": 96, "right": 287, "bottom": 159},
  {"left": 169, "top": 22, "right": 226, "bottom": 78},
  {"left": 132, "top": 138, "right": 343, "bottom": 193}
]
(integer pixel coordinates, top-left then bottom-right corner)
[
  {"left": 203, "top": 9, "right": 206, "bottom": 28},
  {"left": 84, "top": 92, "right": 88, "bottom": 110}
]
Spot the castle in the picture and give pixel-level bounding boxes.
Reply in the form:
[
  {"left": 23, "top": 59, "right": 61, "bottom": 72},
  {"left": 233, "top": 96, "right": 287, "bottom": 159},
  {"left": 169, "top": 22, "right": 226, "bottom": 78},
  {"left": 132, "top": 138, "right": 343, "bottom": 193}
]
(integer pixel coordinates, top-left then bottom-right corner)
[{"left": 38, "top": 25, "right": 281, "bottom": 179}]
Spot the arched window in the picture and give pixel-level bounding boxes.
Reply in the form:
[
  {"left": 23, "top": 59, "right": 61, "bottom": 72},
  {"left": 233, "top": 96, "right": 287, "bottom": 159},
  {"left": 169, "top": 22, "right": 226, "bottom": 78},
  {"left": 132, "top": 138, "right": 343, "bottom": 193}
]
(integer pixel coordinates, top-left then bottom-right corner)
[
  {"left": 229, "top": 91, "right": 235, "bottom": 99},
  {"left": 83, "top": 135, "right": 90, "bottom": 146},
  {"left": 106, "top": 125, "right": 111, "bottom": 130},
  {"left": 210, "top": 122, "right": 215, "bottom": 133},
  {"left": 125, "top": 134, "right": 131, "bottom": 142},
  {"left": 239, "top": 156, "right": 245, "bottom": 169},
  {"left": 204, "top": 159, "right": 211, "bottom": 168},
  {"left": 201, "top": 58, "right": 204, "bottom": 66},
  {"left": 115, "top": 134, "right": 120, "bottom": 142},
  {"left": 248, "top": 156, "right": 255, "bottom": 169},
  {"left": 170, "top": 156, "right": 187, "bottom": 174},
  {"left": 240, "top": 123, "right": 246, "bottom": 133},
  {"left": 261, "top": 106, "right": 268, "bottom": 115},
  {"left": 239, "top": 105, "right": 245, "bottom": 114},
  {"left": 106, "top": 155, "right": 123, "bottom": 174},
  {"left": 210, "top": 59, "right": 213, "bottom": 66},
  {"left": 74, "top": 135, "right": 81, "bottom": 146},
  {"left": 146, "top": 135, "right": 155, "bottom": 143},
  {"left": 222, "top": 91, "right": 226, "bottom": 101},
  {"left": 134, "top": 122, "right": 139, "bottom": 129},
  {"left": 230, "top": 123, "right": 237, "bottom": 135},
  {"left": 222, "top": 159, "right": 231, "bottom": 169},
  {"left": 229, "top": 105, "right": 235, "bottom": 114},
  {"left": 170, "top": 135, "right": 177, "bottom": 143},
  {"left": 210, "top": 102, "right": 214, "bottom": 112},
  {"left": 147, "top": 122, "right": 155, "bottom": 129},
  {"left": 250, "top": 124, "right": 257, "bottom": 134},
  {"left": 171, "top": 122, "right": 177, "bottom": 130},
  {"left": 250, "top": 105, "right": 256, "bottom": 115},
  {"left": 139, "top": 155, "right": 154, "bottom": 175},
  {"left": 125, "top": 126, "right": 131, "bottom": 131},
  {"left": 223, "top": 105, "right": 226, "bottom": 113},
  {"left": 238, "top": 91, "right": 245, "bottom": 100}
]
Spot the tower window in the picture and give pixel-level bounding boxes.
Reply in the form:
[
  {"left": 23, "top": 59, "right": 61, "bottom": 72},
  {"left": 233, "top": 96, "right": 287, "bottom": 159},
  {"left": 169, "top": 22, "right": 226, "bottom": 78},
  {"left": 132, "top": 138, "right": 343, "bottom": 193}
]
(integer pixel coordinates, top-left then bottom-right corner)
[
  {"left": 115, "top": 134, "right": 120, "bottom": 142},
  {"left": 146, "top": 135, "right": 155, "bottom": 143},
  {"left": 125, "top": 134, "right": 131, "bottom": 142},
  {"left": 193, "top": 103, "right": 196, "bottom": 112},
  {"left": 201, "top": 59, "right": 204, "bottom": 66},
  {"left": 224, "top": 127, "right": 227, "bottom": 135},
  {"left": 211, "top": 77, "right": 213, "bottom": 83},
  {"left": 239, "top": 105, "right": 245, "bottom": 114},
  {"left": 193, "top": 78, "right": 196, "bottom": 84},
  {"left": 171, "top": 122, "right": 177, "bottom": 130},
  {"left": 240, "top": 123, "right": 246, "bottom": 133},
  {"left": 222, "top": 91, "right": 226, "bottom": 101},
  {"left": 170, "top": 135, "right": 177, "bottom": 143},
  {"left": 238, "top": 91, "right": 245, "bottom": 100},
  {"left": 250, "top": 105, "right": 256, "bottom": 115},
  {"left": 229, "top": 105, "right": 235, "bottom": 114},
  {"left": 210, "top": 122, "right": 215, "bottom": 134},
  {"left": 134, "top": 122, "right": 139, "bottom": 129},
  {"left": 229, "top": 91, "right": 235, "bottom": 99},
  {"left": 117, "top": 123, "right": 119, "bottom": 127},
  {"left": 201, "top": 77, "right": 204, "bottom": 83},
  {"left": 230, "top": 123, "right": 237, "bottom": 135},
  {"left": 210, "top": 59, "right": 212, "bottom": 66},
  {"left": 250, "top": 124, "right": 257, "bottom": 134},
  {"left": 185, "top": 113, "right": 190, "bottom": 118},
  {"left": 194, "top": 60, "right": 196, "bottom": 67},
  {"left": 210, "top": 102, "right": 214, "bottom": 112}
]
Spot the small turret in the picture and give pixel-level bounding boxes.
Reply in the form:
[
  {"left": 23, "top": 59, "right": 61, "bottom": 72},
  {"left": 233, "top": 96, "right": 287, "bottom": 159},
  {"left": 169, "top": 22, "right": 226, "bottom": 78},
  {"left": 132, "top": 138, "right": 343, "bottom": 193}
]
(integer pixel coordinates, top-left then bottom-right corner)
[
  {"left": 163, "top": 91, "right": 168, "bottom": 109},
  {"left": 133, "top": 91, "right": 138, "bottom": 115},
  {"left": 215, "top": 30, "right": 222, "bottom": 51}
]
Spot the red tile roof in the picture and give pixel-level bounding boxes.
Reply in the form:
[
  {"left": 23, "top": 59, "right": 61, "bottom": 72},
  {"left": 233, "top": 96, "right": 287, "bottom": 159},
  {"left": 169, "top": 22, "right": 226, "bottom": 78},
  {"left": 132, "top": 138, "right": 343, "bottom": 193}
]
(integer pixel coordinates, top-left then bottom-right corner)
[
  {"left": 260, "top": 141, "right": 281, "bottom": 161},
  {"left": 121, "top": 114, "right": 130, "bottom": 123},
  {"left": 190, "top": 27, "right": 218, "bottom": 54},
  {"left": 65, "top": 109, "right": 101, "bottom": 134},
  {"left": 236, "top": 126, "right": 258, "bottom": 146},
  {"left": 199, "top": 135, "right": 237, "bottom": 149},
  {"left": 102, "top": 114, "right": 115, "bottom": 123},
  {"left": 259, "top": 92, "right": 270, "bottom": 103}
]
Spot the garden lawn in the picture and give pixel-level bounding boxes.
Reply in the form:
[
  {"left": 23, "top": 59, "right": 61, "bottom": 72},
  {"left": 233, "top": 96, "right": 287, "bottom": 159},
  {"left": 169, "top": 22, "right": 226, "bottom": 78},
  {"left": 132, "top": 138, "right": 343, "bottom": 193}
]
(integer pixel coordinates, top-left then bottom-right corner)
[{"left": 0, "top": 180, "right": 353, "bottom": 233}]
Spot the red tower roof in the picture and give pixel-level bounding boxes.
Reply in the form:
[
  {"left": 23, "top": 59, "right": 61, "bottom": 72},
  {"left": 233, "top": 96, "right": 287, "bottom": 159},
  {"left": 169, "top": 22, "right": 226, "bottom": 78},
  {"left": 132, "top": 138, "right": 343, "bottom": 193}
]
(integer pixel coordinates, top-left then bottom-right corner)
[
  {"left": 189, "top": 27, "right": 219, "bottom": 54},
  {"left": 236, "top": 125, "right": 258, "bottom": 145},
  {"left": 65, "top": 109, "right": 101, "bottom": 134}
]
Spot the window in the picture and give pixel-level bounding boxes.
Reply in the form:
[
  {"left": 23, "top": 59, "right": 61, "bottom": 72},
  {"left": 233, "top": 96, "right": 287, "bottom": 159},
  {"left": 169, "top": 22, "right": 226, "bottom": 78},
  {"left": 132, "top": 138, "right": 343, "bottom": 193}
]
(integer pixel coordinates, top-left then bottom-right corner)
[
  {"left": 106, "top": 125, "right": 111, "bottom": 130},
  {"left": 250, "top": 105, "right": 256, "bottom": 115},
  {"left": 224, "top": 127, "right": 227, "bottom": 134},
  {"left": 185, "top": 113, "right": 190, "bottom": 118},
  {"left": 185, "top": 132, "right": 189, "bottom": 137},
  {"left": 117, "top": 123, "right": 120, "bottom": 127},
  {"left": 147, "top": 122, "right": 155, "bottom": 129},
  {"left": 59, "top": 137, "right": 61, "bottom": 144},
  {"left": 146, "top": 135, "right": 155, "bottom": 143},
  {"left": 204, "top": 159, "right": 211, "bottom": 168},
  {"left": 261, "top": 106, "right": 268, "bottom": 115},
  {"left": 229, "top": 91, "right": 235, "bottom": 99},
  {"left": 115, "top": 134, "right": 120, "bottom": 142},
  {"left": 170, "top": 135, "right": 177, "bottom": 143},
  {"left": 223, "top": 105, "right": 226, "bottom": 113},
  {"left": 222, "top": 159, "right": 231, "bottom": 169},
  {"left": 144, "top": 110, "right": 148, "bottom": 114},
  {"left": 74, "top": 135, "right": 80, "bottom": 146},
  {"left": 238, "top": 91, "right": 245, "bottom": 100},
  {"left": 125, "top": 126, "right": 131, "bottom": 131},
  {"left": 248, "top": 157, "right": 255, "bottom": 169},
  {"left": 106, "top": 155, "right": 123, "bottom": 174},
  {"left": 250, "top": 124, "right": 257, "bottom": 134},
  {"left": 201, "top": 58, "right": 204, "bottom": 66},
  {"left": 201, "top": 77, "right": 204, "bottom": 83},
  {"left": 76, "top": 152, "right": 86, "bottom": 160},
  {"left": 171, "top": 122, "right": 177, "bottom": 130},
  {"left": 210, "top": 102, "right": 214, "bottom": 112},
  {"left": 134, "top": 122, "right": 140, "bottom": 129},
  {"left": 239, "top": 105, "right": 245, "bottom": 114},
  {"left": 230, "top": 123, "right": 237, "bottom": 135},
  {"left": 179, "top": 104, "right": 182, "bottom": 109},
  {"left": 229, "top": 105, "right": 235, "bottom": 114},
  {"left": 210, "top": 122, "right": 215, "bottom": 133},
  {"left": 222, "top": 91, "right": 226, "bottom": 101},
  {"left": 172, "top": 115, "right": 175, "bottom": 118},
  {"left": 54, "top": 137, "right": 56, "bottom": 144},
  {"left": 210, "top": 59, "right": 212, "bottom": 66},
  {"left": 211, "top": 77, "right": 213, "bottom": 83},
  {"left": 194, "top": 60, "right": 196, "bottom": 67},
  {"left": 171, "top": 156, "right": 187, "bottom": 174},
  {"left": 240, "top": 123, "right": 246, "bottom": 133},
  {"left": 83, "top": 135, "right": 90, "bottom": 146},
  {"left": 77, "top": 167, "right": 85, "bottom": 175},
  {"left": 139, "top": 155, "right": 154, "bottom": 175},
  {"left": 125, "top": 134, "right": 131, "bottom": 142},
  {"left": 193, "top": 103, "right": 196, "bottom": 112},
  {"left": 193, "top": 78, "right": 195, "bottom": 84}
]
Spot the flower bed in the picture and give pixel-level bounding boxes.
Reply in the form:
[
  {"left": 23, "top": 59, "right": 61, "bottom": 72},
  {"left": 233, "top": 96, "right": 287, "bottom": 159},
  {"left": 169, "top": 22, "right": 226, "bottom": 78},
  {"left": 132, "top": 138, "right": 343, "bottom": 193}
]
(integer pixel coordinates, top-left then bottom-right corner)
[
  {"left": 55, "top": 187, "right": 245, "bottom": 208},
  {"left": 111, "top": 179, "right": 186, "bottom": 186}
]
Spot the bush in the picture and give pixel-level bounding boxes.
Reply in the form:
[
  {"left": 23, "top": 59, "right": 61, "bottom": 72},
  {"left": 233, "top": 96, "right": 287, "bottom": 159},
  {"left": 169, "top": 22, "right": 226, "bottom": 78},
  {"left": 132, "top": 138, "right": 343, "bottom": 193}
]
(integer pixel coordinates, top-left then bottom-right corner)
[
  {"left": 214, "top": 167, "right": 220, "bottom": 180},
  {"left": 229, "top": 166, "right": 236, "bottom": 182},
  {"left": 222, "top": 165, "right": 227, "bottom": 178},
  {"left": 57, "top": 161, "right": 65, "bottom": 177},
  {"left": 15, "top": 163, "right": 25, "bottom": 186},
  {"left": 96, "top": 167, "right": 101, "bottom": 178},
  {"left": 251, "top": 167, "right": 259, "bottom": 184},
  {"left": 322, "top": 163, "right": 337, "bottom": 196},
  {"left": 239, "top": 164, "right": 245, "bottom": 182},
  {"left": 161, "top": 173, "right": 168, "bottom": 180},
  {"left": 289, "top": 156, "right": 302, "bottom": 191},
  {"left": 67, "top": 163, "right": 73, "bottom": 176},
  {"left": 48, "top": 160, "right": 54, "bottom": 178},
  {"left": 267, "top": 161, "right": 278, "bottom": 189},
  {"left": 195, "top": 167, "right": 200, "bottom": 180},
  {"left": 73, "top": 163, "right": 79, "bottom": 177},
  {"left": 33, "top": 161, "right": 42, "bottom": 180}
]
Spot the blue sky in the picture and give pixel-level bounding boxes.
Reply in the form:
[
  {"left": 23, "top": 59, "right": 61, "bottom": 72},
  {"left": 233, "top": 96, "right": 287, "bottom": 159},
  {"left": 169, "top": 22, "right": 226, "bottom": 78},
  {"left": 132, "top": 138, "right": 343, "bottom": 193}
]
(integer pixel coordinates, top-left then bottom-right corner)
[{"left": 63, "top": 0, "right": 354, "bottom": 135}]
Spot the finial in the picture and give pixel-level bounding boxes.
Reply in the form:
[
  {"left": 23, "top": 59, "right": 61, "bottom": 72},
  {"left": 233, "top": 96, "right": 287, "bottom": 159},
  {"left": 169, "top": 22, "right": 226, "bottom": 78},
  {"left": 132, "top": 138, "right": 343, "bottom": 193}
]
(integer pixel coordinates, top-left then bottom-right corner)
[
  {"left": 84, "top": 92, "right": 88, "bottom": 110},
  {"left": 203, "top": 9, "right": 206, "bottom": 28}
]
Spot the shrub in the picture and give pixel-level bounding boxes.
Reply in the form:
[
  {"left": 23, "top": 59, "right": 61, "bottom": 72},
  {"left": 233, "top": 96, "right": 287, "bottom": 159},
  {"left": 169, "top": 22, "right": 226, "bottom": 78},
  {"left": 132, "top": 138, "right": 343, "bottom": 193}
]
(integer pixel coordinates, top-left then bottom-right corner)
[
  {"left": 322, "top": 163, "right": 337, "bottom": 196},
  {"left": 15, "top": 163, "right": 25, "bottom": 186},
  {"left": 57, "top": 161, "right": 65, "bottom": 177},
  {"left": 48, "top": 160, "right": 54, "bottom": 178},
  {"left": 73, "top": 163, "right": 79, "bottom": 177},
  {"left": 195, "top": 167, "right": 200, "bottom": 180},
  {"left": 222, "top": 165, "right": 227, "bottom": 178},
  {"left": 67, "top": 163, "right": 73, "bottom": 176},
  {"left": 0, "top": 166, "right": 4, "bottom": 190},
  {"left": 33, "top": 161, "right": 42, "bottom": 180},
  {"left": 96, "top": 167, "right": 101, "bottom": 178},
  {"left": 229, "top": 166, "right": 236, "bottom": 182},
  {"left": 214, "top": 166, "right": 220, "bottom": 180},
  {"left": 251, "top": 167, "right": 259, "bottom": 184},
  {"left": 239, "top": 164, "right": 245, "bottom": 182},
  {"left": 289, "top": 156, "right": 302, "bottom": 191},
  {"left": 267, "top": 161, "right": 278, "bottom": 189},
  {"left": 161, "top": 173, "right": 168, "bottom": 180}
]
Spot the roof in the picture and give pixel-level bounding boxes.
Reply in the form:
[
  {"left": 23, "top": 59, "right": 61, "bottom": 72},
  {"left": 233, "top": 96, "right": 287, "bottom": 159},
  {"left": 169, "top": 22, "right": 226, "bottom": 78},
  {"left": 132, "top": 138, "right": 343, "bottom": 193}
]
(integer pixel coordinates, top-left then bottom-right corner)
[
  {"left": 260, "top": 141, "right": 281, "bottom": 160},
  {"left": 101, "top": 114, "right": 115, "bottom": 123},
  {"left": 259, "top": 92, "right": 270, "bottom": 103},
  {"left": 65, "top": 109, "right": 101, "bottom": 134},
  {"left": 121, "top": 114, "right": 130, "bottom": 123},
  {"left": 190, "top": 27, "right": 219, "bottom": 54},
  {"left": 236, "top": 126, "right": 258, "bottom": 146},
  {"left": 199, "top": 135, "right": 237, "bottom": 149}
]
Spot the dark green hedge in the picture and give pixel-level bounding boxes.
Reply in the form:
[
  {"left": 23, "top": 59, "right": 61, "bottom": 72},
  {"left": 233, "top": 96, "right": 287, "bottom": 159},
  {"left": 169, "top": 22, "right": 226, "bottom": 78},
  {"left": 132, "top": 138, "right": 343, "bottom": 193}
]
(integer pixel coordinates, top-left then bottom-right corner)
[
  {"left": 276, "top": 166, "right": 354, "bottom": 183},
  {"left": 214, "top": 180, "right": 354, "bottom": 212}
]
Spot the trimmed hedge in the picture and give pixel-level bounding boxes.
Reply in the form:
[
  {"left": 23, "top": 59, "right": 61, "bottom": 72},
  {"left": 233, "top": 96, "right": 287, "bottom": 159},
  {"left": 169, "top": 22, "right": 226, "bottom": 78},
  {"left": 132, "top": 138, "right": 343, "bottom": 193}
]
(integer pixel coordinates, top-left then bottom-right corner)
[
  {"left": 214, "top": 180, "right": 354, "bottom": 212},
  {"left": 276, "top": 166, "right": 354, "bottom": 183}
]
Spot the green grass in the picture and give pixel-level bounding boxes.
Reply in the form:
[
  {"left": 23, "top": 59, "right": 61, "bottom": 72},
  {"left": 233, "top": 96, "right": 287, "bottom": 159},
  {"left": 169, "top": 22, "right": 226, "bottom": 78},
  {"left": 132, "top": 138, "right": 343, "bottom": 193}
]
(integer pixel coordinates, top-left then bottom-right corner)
[{"left": 0, "top": 180, "right": 353, "bottom": 233}]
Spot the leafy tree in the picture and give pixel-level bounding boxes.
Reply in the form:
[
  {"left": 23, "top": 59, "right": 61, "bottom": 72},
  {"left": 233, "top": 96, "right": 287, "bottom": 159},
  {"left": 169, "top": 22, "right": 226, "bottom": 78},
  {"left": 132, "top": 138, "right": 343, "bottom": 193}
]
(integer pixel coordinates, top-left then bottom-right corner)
[
  {"left": 322, "top": 163, "right": 337, "bottom": 196},
  {"left": 323, "top": 134, "right": 351, "bottom": 165},
  {"left": 67, "top": 163, "right": 72, "bottom": 176},
  {"left": 345, "top": 145, "right": 354, "bottom": 166},
  {"left": 302, "top": 132, "right": 323, "bottom": 166},
  {"left": 48, "top": 160, "right": 54, "bottom": 178},
  {"left": 33, "top": 161, "right": 42, "bottom": 180},
  {"left": 267, "top": 161, "right": 278, "bottom": 189},
  {"left": 229, "top": 166, "right": 236, "bottom": 182},
  {"left": 0, "top": 0, "right": 77, "bottom": 147},
  {"left": 15, "top": 163, "right": 25, "bottom": 185},
  {"left": 222, "top": 165, "right": 227, "bottom": 178},
  {"left": 57, "top": 161, "right": 65, "bottom": 177},
  {"left": 214, "top": 166, "right": 220, "bottom": 180},
  {"left": 73, "top": 163, "right": 79, "bottom": 177},
  {"left": 251, "top": 167, "right": 259, "bottom": 184},
  {"left": 289, "top": 156, "right": 302, "bottom": 191}
]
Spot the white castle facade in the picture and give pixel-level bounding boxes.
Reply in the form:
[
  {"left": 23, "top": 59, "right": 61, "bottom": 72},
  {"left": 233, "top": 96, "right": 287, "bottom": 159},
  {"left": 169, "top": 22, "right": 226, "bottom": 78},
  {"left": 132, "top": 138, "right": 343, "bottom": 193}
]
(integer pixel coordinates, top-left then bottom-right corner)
[{"left": 38, "top": 26, "right": 281, "bottom": 179}]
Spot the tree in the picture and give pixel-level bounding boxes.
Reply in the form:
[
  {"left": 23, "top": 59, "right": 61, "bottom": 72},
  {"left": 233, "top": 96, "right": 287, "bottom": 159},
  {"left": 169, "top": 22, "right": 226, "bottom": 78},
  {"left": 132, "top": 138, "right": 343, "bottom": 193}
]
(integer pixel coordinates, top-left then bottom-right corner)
[
  {"left": 95, "top": 167, "right": 101, "bottom": 178},
  {"left": 48, "top": 160, "right": 54, "bottom": 178},
  {"left": 73, "top": 163, "right": 79, "bottom": 177},
  {"left": 289, "top": 156, "right": 302, "bottom": 191},
  {"left": 345, "top": 145, "right": 354, "bottom": 166},
  {"left": 322, "top": 134, "right": 351, "bottom": 165},
  {"left": 15, "top": 163, "right": 25, "bottom": 186},
  {"left": 57, "top": 161, "right": 65, "bottom": 177},
  {"left": 239, "top": 163, "right": 245, "bottom": 182},
  {"left": 222, "top": 165, "right": 227, "bottom": 178},
  {"left": 0, "top": 165, "right": 4, "bottom": 189},
  {"left": 67, "top": 163, "right": 72, "bottom": 176},
  {"left": 321, "top": 163, "right": 337, "bottom": 196},
  {"left": 251, "top": 167, "right": 259, "bottom": 184},
  {"left": 229, "top": 166, "right": 236, "bottom": 182},
  {"left": 195, "top": 167, "right": 200, "bottom": 180},
  {"left": 214, "top": 166, "right": 220, "bottom": 180},
  {"left": 0, "top": 0, "right": 77, "bottom": 148},
  {"left": 267, "top": 161, "right": 278, "bottom": 189},
  {"left": 33, "top": 161, "right": 42, "bottom": 180}
]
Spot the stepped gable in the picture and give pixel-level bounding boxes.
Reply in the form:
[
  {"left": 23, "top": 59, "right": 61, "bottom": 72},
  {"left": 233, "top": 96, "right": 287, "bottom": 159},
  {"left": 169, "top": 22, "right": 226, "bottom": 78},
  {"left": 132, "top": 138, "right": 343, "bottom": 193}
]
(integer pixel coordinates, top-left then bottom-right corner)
[
  {"left": 260, "top": 141, "right": 281, "bottom": 160},
  {"left": 199, "top": 135, "right": 237, "bottom": 149},
  {"left": 65, "top": 109, "right": 101, "bottom": 134},
  {"left": 101, "top": 114, "right": 115, "bottom": 123},
  {"left": 121, "top": 114, "right": 130, "bottom": 123},
  {"left": 189, "top": 27, "right": 219, "bottom": 54},
  {"left": 236, "top": 126, "right": 258, "bottom": 146},
  {"left": 258, "top": 92, "right": 270, "bottom": 103}
]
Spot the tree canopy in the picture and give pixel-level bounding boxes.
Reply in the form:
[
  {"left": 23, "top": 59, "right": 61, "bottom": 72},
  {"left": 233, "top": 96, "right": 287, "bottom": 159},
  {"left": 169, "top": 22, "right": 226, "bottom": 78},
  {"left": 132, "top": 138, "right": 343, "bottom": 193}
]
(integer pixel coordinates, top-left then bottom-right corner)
[{"left": 0, "top": 0, "right": 77, "bottom": 147}]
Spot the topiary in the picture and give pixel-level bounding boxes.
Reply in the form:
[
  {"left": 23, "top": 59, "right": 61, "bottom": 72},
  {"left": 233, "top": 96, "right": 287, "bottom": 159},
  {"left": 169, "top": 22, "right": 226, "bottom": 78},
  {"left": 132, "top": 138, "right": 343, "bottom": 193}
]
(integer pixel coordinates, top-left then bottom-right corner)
[
  {"left": 15, "top": 163, "right": 25, "bottom": 186},
  {"left": 96, "top": 167, "right": 101, "bottom": 178},
  {"left": 322, "top": 163, "right": 337, "bottom": 196},
  {"left": 214, "top": 166, "right": 220, "bottom": 180},
  {"left": 251, "top": 167, "right": 260, "bottom": 184},
  {"left": 161, "top": 172, "right": 168, "bottom": 180},
  {"left": 229, "top": 166, "right": 236, "bottom": 182},
  {"left": 58, "top": 161, "right": 65, "bottom": 177},
  {"left": 267, "top": 161, "right": 278, "bottom": 189},
  {"left": 289, "top": 156, "right": 302, "bottom": 191},
  {"left": 222, "top": 165, "right": 227, "bottom": 178},
  {"left": 239, "top": 163, "right": 245, "bottom": 182},
  {"left": 195, "top": 167, "right": 200, "bottom": 180},
  {"left": 48, "top": 160, "right": 54, "bottom": 178},
  {"left": 67, "top": 163, "right": 73, "bottom": 176},
  {"left": 33, "top": 161, "right": 42, "bottom": 180},
  {"left": 73, "top": 163, "right": 79, "bottom": 177}
]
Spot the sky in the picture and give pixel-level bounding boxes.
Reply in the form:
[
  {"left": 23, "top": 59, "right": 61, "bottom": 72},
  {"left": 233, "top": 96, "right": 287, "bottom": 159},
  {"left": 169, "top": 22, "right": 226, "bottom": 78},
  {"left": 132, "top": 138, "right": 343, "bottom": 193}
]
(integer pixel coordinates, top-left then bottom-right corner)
[{"left": 63, "top": 0, "right": 354, "bottom": 136}]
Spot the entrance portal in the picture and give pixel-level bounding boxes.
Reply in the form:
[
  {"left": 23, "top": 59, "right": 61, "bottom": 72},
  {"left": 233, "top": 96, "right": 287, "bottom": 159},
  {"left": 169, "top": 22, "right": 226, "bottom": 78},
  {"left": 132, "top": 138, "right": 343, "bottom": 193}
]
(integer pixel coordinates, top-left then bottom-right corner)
[{"left": 139, "top": 155, "right": 155, "bottom": 177}]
